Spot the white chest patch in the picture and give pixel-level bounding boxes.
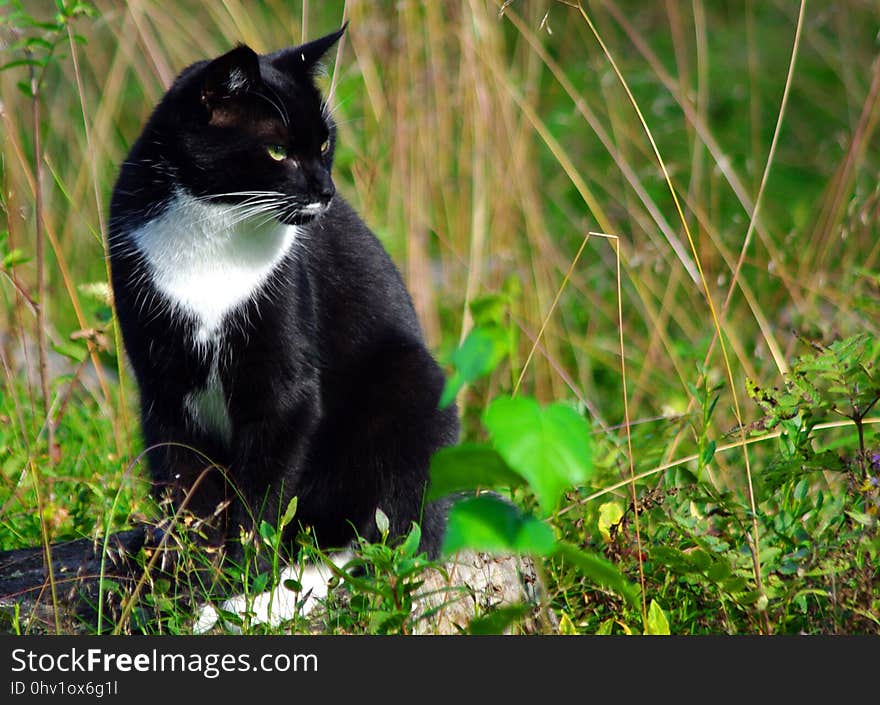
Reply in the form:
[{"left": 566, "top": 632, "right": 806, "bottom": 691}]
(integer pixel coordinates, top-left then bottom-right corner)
[
  {"left": 131, "top": 191, "right": 299, "bottom": 344},
  {"left": 184, "top": 353, "right": 232, "bottom": 444}
]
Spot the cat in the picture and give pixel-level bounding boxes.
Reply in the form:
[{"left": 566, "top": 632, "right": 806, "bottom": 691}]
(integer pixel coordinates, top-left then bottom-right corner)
[{"left": 108, "top": 24, "right": 459, "bottom": 630}]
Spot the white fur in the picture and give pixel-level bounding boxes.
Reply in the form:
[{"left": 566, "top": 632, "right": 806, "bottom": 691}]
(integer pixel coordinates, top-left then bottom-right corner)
[
  {"left": 131, "top": 191, "right": 298, "bottom": 345},
  {"left": 184, "top": 354, "right": 232, "bottom": 443},
  {"left": 227, "top": 67, "right": 248, "bottom": 92},
  {"left": 300, "top": 202, "right": 324, "bottom": 214},
  {"left": 193, "top": 549, "right": 354, "bottom": 633}
]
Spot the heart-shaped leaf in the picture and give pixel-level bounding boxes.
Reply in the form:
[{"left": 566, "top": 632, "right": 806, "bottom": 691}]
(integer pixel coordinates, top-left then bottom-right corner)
[
  {"left": 428, "top": 443, "right": 525, "bottom": 500},
  {"left": 442, "top": 495, "right": 556, "bottom": 556},
  {"left": 483, "top": 396, "right": 594, "bottom": 514}
]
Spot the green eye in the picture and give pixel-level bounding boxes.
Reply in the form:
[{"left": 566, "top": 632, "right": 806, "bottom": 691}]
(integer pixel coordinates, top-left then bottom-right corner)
[
  {"left": 267, "top": 144, "right": 287, "bottom": 161},
  {"left": 320, "top": 140, "right": 330, "bottom": 154}
]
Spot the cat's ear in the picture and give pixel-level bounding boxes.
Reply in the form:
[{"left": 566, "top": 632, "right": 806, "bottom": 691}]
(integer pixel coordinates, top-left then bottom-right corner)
[
  {"left": 270, "top": 23, "right": 347, "bottom": 75},
  {"left": 201, "top": 45, "right": 261, "bottom": 110}
]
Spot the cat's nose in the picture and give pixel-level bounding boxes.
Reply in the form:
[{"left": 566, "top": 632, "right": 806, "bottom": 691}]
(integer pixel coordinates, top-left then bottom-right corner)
[{"left": 316, "top": 176, "right": 335, "bottom": 203}]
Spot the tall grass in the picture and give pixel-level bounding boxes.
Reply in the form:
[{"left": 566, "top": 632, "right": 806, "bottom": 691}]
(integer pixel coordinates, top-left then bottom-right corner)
[{"left": 1, "top": 0, "right": 878, "bottom": 633}]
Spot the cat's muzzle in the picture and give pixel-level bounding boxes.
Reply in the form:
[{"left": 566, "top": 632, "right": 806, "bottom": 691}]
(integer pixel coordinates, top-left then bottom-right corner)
[{"left": 285, "top": 199, "right": 331, "bottom": 225}]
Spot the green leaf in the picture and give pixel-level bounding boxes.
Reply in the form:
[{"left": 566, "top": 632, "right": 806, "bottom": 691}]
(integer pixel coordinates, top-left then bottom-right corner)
[
  {"left": 99, "top": 579, "right": 119, "bottom": 593},
  {"left": 400, "top": 522, "right": 421, "bottom": 558},
  {"left": 846, "top": 510, "right": 876, "bottom": 527},
  {"left": 259, "top": 520, "right": 276, "bottom": 544},
  {"left": 251, "top": 572, "right": 269, "bottom": 593},
  {"left": 24, "top": 37, "right": 53, "bottom": 51},
  {"left": 558, "top": 612, "right": 578, "bottom": 635},
  {"left": 597, "top": 501, "right": 624, "bottom": 542},
  {"left": 280, "top": 579, "right": 302, "bottom": 597},
  {"left": 3, "top": 248, "right": 30, "bottom": 268},
  {"left": 483, "top": 396, "right": 594, "bottom": 514},
  {"left": 279, "top": 496, "right": 298, "bottom": 530},
  {"left": 439, "top": 326, "right": 508, "bottom": 408},
  {"left": 734, "top": 589, "right": 763, "bottom": 606},
  {"left": 468, "top": 294, "right": 509, "bottom": 327},
  {"left": 18, "top": 17, "right": 62, "bottom": 31},
  {"left": 651, "top": 546, "right": 694, "bottom": 574},
  {"left": 375, "top": 507, "right": 390, "bottom": 538},
  {"left": 644, "top": 599, "right": 670, "bottom": 635},
  {"left": 706, "top": 558, "right": 732, "bottom": 583},
  {"left": 441, "top": 495, "right": 556, "bottom": 556},
  {"left": 721, "top": 576, "right": 748, "bottom": 594},
  {"left": 0, "top": 58, "right": 43, "bottom": 72},
  {"left": 369, "top": 610, "right": 404, "bottom": 634},
  {"left": 51, "top": 340, "right": 86, "bottom": 363},
  {"left": 555, "top": 542, "right": 640, "bottom": 608},
  {"left": 428, "top": 443, "right": 525, "bottom": 500},
  {"left": 467, "top": 604, "right": 532, "bottom": 635},
  {"left": 700, "top": 439, "right": 717, "bottom": 467},
  {"left": 595, "top": 618, "right": 615, "bottom": 635},
  {"left": 687, "top": 548, "right": 712, "bottom": 572}
]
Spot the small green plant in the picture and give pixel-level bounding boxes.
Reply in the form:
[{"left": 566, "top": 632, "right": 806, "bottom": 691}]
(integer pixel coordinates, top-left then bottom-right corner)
[
  {"left": 0, "top": 1, "right": 95, "bottom": 96},
  {"left": 431, "top": 328, "right": 642, "bottom": 625},
  {"left": 748, "top": 333, "right": 880, "bottom": 476},
  {"left": 320, "top": 510, "right": 436, "bottom": 635},
  {"left": 614, "top": 334, "right": 880, "bottom": 634}
]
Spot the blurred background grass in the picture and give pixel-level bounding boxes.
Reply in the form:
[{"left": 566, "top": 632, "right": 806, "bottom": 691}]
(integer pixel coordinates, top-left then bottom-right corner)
[{"left": 1, "top": 0, "right": 879, "bottom": 630}]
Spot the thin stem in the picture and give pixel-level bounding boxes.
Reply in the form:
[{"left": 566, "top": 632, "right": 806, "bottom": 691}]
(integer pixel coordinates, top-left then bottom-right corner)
[
  {"left": 28, "top": 60, "right": 55, "bottom": 460},
  {"left": 719, "top": 0, "right": 806, "bottom": 327},
  {"left": 66, "top": 23, "right": 128, "bottom": 457},
  {"left": 27, "top": 54, "right": 60, "bottom": 634},
  {"left": 513, "top": 233, "right": 590, "bottom": 396},
  {"left": 611, "top": 232, "right": 647, "bottom": 624}
]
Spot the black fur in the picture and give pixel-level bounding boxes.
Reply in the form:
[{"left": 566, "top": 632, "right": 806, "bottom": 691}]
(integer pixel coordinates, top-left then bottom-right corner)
[{"left": 108, "top": 26, "right": 458, "bottom": 562}]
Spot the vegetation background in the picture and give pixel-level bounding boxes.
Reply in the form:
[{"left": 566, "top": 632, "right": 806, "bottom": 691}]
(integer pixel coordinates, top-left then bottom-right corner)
[{"left": 1, "top": 0, "right": 878, "bottom": 634}]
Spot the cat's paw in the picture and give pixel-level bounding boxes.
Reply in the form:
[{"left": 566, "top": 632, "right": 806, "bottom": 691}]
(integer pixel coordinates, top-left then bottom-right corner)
[
  {"left": 193, "top": 602, "right": 222, "bottom": 634},
  {"left": 192, "top": 550, "right": 353, "bottom": 634}
]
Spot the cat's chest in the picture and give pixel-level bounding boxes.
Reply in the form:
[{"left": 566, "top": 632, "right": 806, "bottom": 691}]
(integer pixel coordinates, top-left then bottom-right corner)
[
  {"left": 185, "top": 352, "right": 232, "bottom": 444},
  {"left": 132, "top": 192, "right": 299, "bottom": 344}
]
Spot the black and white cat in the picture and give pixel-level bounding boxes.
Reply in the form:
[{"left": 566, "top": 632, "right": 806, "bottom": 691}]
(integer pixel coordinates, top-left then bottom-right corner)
[{"left": 108, "top": 25, "right": 458, "bottom": 630}]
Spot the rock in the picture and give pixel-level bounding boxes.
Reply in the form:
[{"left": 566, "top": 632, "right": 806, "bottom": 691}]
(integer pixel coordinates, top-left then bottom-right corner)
[{"left": 411, "top": 550, "right": 556, "bottom": 635}]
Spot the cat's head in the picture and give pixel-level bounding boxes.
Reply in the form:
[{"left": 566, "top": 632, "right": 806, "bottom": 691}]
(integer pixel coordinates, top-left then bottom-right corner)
[{"left": 144, "top": 25, "right": 347, "bottom": 226}]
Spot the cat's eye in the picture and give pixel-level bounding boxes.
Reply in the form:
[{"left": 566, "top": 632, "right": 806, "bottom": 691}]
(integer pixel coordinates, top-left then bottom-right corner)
[
  {"left": 320, "top": 140, "right": 330, "bottom": 154},
  {"left": 267, "top": 144, "right": 288, "bottom": 161}
]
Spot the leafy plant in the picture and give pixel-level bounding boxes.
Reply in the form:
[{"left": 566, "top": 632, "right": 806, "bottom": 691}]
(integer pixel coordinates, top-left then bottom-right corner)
[
  {"left": 432, "top": 336, "right": 641, "bottom": 613},
  {"left": 0, "top": 1, "right": 95, "bottom": 92},
  {"left": 324, "top": 512, "right": 435, "bottom": 635},
  {"left": 627, "top": 335, "right": 880, "bottom": 634},
  {"left": 748, "top": 334, "right": 880, "bottom": 474}
]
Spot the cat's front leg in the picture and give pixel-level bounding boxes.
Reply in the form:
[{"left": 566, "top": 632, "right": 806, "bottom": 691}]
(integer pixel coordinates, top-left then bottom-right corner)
[
  {"left": 213, "top": 375, "right": 323, "bottom": 574},
  {"left": 302, "top": 343, "right": 460, "bottom": 556},
  {"left": 140, "top": 410, "right": 237, "bottom": 546},
  {"left": 225, "top": 405, "right": 317, "bottom": 537}
]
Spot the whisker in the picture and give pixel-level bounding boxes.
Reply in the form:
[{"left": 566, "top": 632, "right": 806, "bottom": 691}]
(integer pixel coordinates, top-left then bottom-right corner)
[
  {"left": 198, "top": 190, "right": 287, "bottom": 200},
  {"left": 251, "top": 87, "right": 290, "bottom": 127}
]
